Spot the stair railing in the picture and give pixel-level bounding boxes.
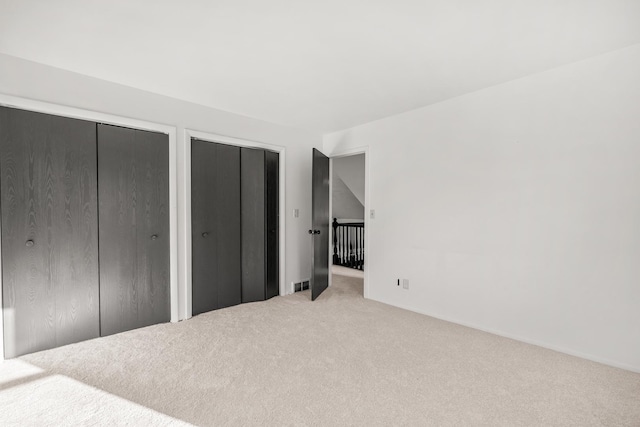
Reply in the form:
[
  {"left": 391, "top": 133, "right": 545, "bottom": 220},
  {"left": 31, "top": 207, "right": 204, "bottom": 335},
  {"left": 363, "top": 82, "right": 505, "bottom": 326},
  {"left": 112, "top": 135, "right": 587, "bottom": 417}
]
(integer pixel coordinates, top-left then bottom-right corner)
[{"left": 332, "top": 218, "right": 364, "bottom": 270}]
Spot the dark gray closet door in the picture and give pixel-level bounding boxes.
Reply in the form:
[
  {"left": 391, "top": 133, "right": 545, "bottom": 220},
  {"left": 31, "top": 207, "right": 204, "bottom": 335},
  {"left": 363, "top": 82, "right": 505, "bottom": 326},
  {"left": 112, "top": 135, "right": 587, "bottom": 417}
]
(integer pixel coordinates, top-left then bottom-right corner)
[
  {"left": 241, "top": 147, "right": 266, "bottom": 303},
  {"left": 98, "top": 124, "right": 170, "bottom": 337},
  {"left": 191, "top": 140, "right": 241, "bottom": 314},
  {"left": 0, "top": 107, "right": 99, "bottom": 358},
  {"left": 191, "top": 140, "right": 218, "bottom": 313},
  {"left": 265, "top": 150, "right": 279, "bottom": 299}
]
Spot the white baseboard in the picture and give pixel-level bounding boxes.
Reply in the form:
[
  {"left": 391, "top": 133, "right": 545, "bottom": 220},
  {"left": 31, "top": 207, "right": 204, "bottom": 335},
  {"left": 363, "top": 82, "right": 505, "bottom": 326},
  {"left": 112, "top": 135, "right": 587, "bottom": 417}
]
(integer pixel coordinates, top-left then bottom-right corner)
[{"left": 368, "top": 296, "right": 640, "bottom": 374}]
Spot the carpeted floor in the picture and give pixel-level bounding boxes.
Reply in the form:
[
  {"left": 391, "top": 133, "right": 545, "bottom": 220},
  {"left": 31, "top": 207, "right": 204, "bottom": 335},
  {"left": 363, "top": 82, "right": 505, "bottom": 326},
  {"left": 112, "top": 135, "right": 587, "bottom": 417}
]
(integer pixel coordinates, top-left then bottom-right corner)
[{"left": 1, "top": 273, "right": 639, "bottom": 426}]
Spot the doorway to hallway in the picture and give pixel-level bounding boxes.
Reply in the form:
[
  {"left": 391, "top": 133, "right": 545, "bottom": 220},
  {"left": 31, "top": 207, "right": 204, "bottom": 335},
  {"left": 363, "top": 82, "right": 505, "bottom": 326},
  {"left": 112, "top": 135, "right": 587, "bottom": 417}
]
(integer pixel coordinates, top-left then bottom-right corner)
[
  {"left": 330, "top": 152, "right": 366, "bottom": 296},
  {"left": 308, "top": 147, "right": 369, "bottom": 301}
]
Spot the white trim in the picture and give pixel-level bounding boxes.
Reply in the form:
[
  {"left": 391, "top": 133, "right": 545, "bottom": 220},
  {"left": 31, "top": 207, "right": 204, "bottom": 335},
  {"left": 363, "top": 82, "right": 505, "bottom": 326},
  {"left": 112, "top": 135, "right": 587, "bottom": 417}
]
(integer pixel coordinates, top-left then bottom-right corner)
[
  {"left": 327, "top": 158, "right": 333, "bottom": 290},
  {"left": 371, "top": 296, "right": 640, "bottom": 374},
  {"left": 183, "top": 129, "right": 287, "bottom": 319},
  {"left": 0, "top": 94, "right": 180, "bottom": 361},
  {"left": 328, "top": 146, "right": 370, "bottom": 299}
]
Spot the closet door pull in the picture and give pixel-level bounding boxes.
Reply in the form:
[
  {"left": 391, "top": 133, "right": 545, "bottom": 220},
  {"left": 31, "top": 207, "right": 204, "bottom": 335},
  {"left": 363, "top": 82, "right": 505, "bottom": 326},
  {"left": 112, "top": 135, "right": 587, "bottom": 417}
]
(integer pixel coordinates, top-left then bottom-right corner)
[
  {"left": 25, "top": 239, "right": 34, "bottom": 247},
  {"left": 202, "top": 232, "right": 209, "bottom": 238},
  {"left": 150, "top": 234, "right": 158, "bottom": 240}
]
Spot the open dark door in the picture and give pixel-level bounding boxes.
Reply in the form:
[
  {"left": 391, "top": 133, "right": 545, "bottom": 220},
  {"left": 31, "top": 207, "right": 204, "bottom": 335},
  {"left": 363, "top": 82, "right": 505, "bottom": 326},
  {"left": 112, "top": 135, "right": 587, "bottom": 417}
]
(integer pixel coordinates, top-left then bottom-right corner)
[{"left": 310, "top": 148, "right": 330, "bottom": 300}]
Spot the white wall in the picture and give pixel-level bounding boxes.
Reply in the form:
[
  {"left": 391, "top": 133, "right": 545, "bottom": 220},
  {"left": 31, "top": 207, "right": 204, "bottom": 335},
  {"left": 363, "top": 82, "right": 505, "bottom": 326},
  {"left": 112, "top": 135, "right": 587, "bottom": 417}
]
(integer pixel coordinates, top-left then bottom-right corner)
[
  {"left": 333, "top": 154, "right": 365, "bottom": 204},
  {"left": 332, "top": 176, "right": 364, "bottom": 220},
  {"left": 324, "top": 44, "right": 640, "bottom": 372},
  {"left": 0, "top": 54, "right": 321, "bottom": 322}
]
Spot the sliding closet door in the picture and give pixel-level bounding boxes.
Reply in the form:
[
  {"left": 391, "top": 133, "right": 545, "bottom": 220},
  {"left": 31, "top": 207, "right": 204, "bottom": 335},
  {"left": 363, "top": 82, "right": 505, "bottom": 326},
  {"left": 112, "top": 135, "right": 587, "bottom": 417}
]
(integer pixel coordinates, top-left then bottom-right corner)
[
  {"left": 191, "top": 140, "right": 241, "bottom": 314},
  {"left": 0, "top": 107, "right": 99, "bottom": 358},
  {"left": 241, "top": 148, "right": 266, "bottom": 303},
  {"left": 98, "top": 124, "right": 170, "bottom": 337},
  {"left": 265, "top": 150, "right": 279, "bottom": 299}
]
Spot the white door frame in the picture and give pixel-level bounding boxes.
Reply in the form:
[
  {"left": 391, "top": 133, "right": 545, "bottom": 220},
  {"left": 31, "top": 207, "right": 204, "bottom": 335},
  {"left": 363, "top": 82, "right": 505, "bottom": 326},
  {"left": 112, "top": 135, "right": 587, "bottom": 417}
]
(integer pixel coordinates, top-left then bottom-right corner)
[
  {"left": 0, "top": 93, "right": 180, "bottom": 360},
  {"left": 183, "top": 129, "right": 286, "bottom": 319},
  {"left": 328, "top": 146, "right": 370, "bottom": 299}
]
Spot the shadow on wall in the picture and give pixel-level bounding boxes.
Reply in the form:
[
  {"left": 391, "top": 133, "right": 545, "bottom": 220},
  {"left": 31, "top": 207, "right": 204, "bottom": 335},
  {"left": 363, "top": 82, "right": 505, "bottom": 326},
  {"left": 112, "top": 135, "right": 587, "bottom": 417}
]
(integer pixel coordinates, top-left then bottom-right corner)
[{"left": 332, "top": 154, "right": 365, "bottom": 220}]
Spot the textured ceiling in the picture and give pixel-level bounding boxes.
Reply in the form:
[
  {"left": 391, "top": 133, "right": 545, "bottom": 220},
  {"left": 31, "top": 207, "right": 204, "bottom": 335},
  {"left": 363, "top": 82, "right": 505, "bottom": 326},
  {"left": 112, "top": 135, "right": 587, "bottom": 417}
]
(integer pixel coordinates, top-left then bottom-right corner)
[{"left": 1, "top": 0, "right": 639, "bottom": 132}]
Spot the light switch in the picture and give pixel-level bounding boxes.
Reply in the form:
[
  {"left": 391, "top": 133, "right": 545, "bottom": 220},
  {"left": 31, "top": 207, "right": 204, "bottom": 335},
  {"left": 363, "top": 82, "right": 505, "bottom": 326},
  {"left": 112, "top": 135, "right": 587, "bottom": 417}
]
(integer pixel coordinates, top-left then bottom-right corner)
[{"left": 370, "top": 209, "right": 375, "bottom": 219}]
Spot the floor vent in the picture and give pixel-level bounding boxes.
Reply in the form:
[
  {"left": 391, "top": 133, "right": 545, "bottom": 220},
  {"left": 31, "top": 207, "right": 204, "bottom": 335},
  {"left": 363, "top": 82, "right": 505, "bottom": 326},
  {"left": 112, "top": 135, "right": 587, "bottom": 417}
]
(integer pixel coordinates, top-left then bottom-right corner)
[{"left": 293, "top": 279, "right": 311, "bottom": 293}]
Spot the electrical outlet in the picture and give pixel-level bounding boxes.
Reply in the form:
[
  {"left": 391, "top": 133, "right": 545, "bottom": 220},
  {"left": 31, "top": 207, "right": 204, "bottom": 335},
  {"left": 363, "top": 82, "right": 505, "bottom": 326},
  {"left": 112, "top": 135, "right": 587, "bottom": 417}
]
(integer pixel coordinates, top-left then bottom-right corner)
[
  {"left": 370, "top": 209, "right": 375, "bottom": 219},
  {"left": 403, "top": 279, "right": 409, "bottom": 290},
  {"left": 293, "top": 208, "right": 299, "bottom": 218}
]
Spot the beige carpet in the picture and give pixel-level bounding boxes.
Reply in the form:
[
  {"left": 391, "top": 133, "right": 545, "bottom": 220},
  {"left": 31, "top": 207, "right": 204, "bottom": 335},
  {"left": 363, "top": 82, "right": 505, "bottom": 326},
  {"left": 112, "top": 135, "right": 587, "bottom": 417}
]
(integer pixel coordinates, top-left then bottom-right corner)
[
  {"left": 1, "top": 273, "right": 639, "bottom": 426},
  {"left": 331, "top": 264, "right": 364, "bottom": 278}
]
